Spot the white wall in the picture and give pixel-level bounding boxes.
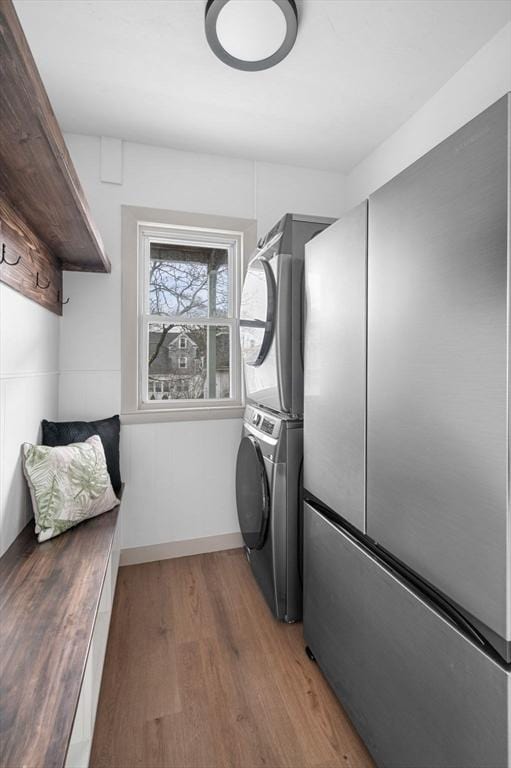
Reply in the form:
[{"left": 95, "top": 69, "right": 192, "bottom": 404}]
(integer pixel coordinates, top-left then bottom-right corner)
[
  {"left": 346, "top": 23, "right": 511, "bottom": 208},
  {"left": 0, "top": 285, "right": 60, "bottom": 555},
  {"left": 60, "top": 136, "right": 346, "bottom": 551}
]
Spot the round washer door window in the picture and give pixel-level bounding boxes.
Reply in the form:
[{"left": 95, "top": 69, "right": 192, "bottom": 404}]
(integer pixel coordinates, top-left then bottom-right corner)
[
  {"left": 239, "top": 257, "right": 276, "bottom": 366},
  {"left": 236, "top": 435, "right": 270, "bottom": 550}
]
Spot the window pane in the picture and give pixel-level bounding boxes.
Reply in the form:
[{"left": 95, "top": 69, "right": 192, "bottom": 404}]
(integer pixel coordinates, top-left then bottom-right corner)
[
  {"left": 149, "top": 242, "right": 229, "bottom": 318},
  {"left": 147, "top": 323, "right": 231, "bottom": 401}
]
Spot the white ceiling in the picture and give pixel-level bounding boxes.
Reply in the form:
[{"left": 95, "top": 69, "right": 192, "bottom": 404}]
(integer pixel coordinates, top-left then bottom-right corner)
[{"left": 14, "top": 0, "right": 511, "bottom": 173}]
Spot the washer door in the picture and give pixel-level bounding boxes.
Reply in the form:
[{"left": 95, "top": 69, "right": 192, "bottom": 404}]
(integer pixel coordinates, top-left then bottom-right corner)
[
  {"left": 240, "top": 257, "right": 276, "bottom": 367},
  {"left": 236, "top": 435, "right": 270, "bottom": 550}
]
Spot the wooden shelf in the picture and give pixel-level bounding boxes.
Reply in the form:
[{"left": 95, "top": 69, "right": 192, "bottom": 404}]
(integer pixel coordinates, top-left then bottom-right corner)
[
  {"left": 0, "top": 0, "right": 110, "bottom": 281},
  {"left": 0, "top": 506, "right": 119, "bottom": 768}
]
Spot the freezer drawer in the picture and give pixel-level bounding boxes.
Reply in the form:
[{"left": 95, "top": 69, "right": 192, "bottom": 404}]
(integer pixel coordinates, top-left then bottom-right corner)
[
  {"left": 367, "top": 94, "right": 510, "bottom": 653},
  {"left": 304, "top": 202, "right": 367, "bottom": 532},
  {"left": 303, "top": 502, "right": 510, "bottom": 768}
]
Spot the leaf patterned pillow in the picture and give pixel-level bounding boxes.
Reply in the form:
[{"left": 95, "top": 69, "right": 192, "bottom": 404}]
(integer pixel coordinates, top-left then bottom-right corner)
[{"left": 22, "top": 435, "right": 120, "bottom": 543}]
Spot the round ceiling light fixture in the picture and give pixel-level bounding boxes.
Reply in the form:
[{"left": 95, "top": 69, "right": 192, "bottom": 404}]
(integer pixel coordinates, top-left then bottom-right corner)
[{"left": 205, "top": 0, "right": 298, "bottom": 72}]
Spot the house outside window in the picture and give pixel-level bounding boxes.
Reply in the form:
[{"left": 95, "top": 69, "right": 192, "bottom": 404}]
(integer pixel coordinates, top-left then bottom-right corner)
[{"left": 122, "top": 206, "right": 257, "bottom": 422}]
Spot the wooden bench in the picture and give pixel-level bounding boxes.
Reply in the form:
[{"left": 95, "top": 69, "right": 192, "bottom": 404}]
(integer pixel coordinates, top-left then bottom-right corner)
[{"left": 0, "top": 499, "right": 122, "bottom": 768}]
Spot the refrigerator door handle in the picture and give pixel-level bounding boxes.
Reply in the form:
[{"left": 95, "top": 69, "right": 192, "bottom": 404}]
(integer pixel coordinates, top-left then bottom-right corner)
[
  {"left": 309, "top": 499, "right": 488, "bottom": 651},
  {"left": 377, "top": 545, "right": 487, "bottom": 649}
]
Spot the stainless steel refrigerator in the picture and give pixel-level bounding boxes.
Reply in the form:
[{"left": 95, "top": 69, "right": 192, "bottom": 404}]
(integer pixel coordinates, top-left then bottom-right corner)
[{"left": 303, "top": 93, "right": 511, "bottom": 768}]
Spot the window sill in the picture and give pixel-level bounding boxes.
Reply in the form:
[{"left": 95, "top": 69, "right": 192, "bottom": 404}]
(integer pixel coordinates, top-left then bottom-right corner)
[{"left": 121, "top": 405, "right": 245, "bottom": 425}]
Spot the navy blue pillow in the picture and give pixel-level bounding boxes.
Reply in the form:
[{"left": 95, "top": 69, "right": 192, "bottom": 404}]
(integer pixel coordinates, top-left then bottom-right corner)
[{"left": 41, "top": 415, "right": 121, "bottom": 493}]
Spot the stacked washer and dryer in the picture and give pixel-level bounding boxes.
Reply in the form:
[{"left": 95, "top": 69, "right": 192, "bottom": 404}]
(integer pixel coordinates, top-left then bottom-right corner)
[{"left": 235, "top": 213, "right": 334, "bottom": 622}]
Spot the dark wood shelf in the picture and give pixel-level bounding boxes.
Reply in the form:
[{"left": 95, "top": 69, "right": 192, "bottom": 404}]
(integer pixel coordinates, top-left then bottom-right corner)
[
  {"left": 0, "top": 507, "right": 119, "bottom": 768},
  {"left": 0, "top": 0, "right": 110, "bottom": 277}
]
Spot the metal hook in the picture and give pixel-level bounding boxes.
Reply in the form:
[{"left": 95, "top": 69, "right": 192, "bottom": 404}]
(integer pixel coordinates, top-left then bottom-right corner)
[
  {"left": 35, "top": 272, "right": 50, "bottom": 289},
  {"left": 0, "top": 243, "right": 21, "bottom": 266},
  {"left": 57, "top": 290, "right": 70, "bottom": 306}
]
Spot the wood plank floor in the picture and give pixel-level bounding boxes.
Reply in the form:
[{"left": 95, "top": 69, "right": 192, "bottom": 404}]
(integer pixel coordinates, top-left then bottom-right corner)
[{"left": 90, "top": 549, "right": 375, "bottom": 768}]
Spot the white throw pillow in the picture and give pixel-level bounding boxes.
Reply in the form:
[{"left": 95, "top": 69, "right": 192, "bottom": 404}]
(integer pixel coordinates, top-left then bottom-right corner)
[{"left": 22, "top": 434, "right": 119, "bottom": 542}]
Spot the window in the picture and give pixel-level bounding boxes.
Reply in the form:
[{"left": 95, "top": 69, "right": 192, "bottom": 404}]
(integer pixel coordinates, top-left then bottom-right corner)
[
  {"left": 143, "top": 233, "right": 234, "bottom": 404},
  {"left": 122, "top": 206, "right": 256, "bottom": 422}
]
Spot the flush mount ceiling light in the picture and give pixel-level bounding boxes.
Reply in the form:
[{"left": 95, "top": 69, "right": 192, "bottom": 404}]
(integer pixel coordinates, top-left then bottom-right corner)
[{"left": 205, "top": 0, "right": 298, "bottom": 72}]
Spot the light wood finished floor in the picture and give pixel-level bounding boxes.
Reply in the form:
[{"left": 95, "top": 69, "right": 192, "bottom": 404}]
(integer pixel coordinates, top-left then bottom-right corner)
[{"left": 90, "top": 548, "right": 374, "bottom": 768}]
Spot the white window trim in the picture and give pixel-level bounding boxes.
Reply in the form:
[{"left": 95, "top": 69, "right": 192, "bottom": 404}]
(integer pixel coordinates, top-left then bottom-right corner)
[{"left": 121, "top": 205, "right": 257, "bottom": 424}]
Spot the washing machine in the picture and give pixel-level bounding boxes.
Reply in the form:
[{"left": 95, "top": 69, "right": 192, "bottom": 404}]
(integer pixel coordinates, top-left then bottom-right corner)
[
  {"left": 235, "top": 404, "right": 303, "bottom": 622},
  {"left": 240, "top": 213, "right": 334, "bottom": 418}
]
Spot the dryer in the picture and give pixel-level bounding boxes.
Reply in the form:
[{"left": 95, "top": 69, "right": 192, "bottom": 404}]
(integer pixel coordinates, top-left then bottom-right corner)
[
  {"left": 240, "top": 213, "right": 334, "bottom": 418},
  {"left": 235, "top": 404, "right": 303, "bottom": 622}
]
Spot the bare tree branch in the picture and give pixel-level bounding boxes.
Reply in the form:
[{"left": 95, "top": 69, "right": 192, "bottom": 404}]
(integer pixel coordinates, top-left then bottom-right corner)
[{"left": 149, "top": 323, "right": 173, "bottom": 367}]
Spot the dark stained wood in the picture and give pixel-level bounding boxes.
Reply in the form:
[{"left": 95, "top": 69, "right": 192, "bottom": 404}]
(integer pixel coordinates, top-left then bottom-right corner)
[
  {"left": 0, "top": 197, "right": 63, "bottom": 315},
  {"left": 0, "top": 0, "right": 110, "bottom": 274},
  {"left": 91, "top": 549, "right": 375, "bottom": 768},
  {"left": 0, "top": 507, "right": 119, "bottom": 768}
]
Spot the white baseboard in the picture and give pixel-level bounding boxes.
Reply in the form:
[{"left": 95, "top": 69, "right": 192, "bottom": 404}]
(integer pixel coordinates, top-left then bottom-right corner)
[{"left": 120, "top": 532, "right": 244, "bottom": 567}]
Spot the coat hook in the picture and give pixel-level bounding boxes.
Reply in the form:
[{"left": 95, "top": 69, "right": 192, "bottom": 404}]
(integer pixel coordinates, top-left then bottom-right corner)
[
  {"left": 1, "top": 243, "right": 21, "bottom": 266},
  {"left": 35, "top": 272, "right": 50, "bottom": 289},
  {"left": 57, "top": 289, "right": 70, "bottom": 306}
]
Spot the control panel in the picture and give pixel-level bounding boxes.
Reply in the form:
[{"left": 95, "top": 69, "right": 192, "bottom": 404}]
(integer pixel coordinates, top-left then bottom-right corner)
[
  {"left": 260, "top": 418, "right": 275, "bottom": 435},
  {"left": 245, "top": 405, "right": 281, "bottom": 440}
]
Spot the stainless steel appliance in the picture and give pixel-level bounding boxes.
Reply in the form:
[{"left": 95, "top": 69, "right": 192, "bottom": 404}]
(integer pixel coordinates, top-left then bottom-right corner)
[
  {"left": 303, "top": 94, "right": 511, "bottom": 767},
  {"left": 240, "top": 213, "right": 334, "bottom": 418},
  {"left": 236, "top": 404, "right": 302, "bottom": 622},
  {"left": 304, "top": 506, "right": 509, "bottom": 768}
]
